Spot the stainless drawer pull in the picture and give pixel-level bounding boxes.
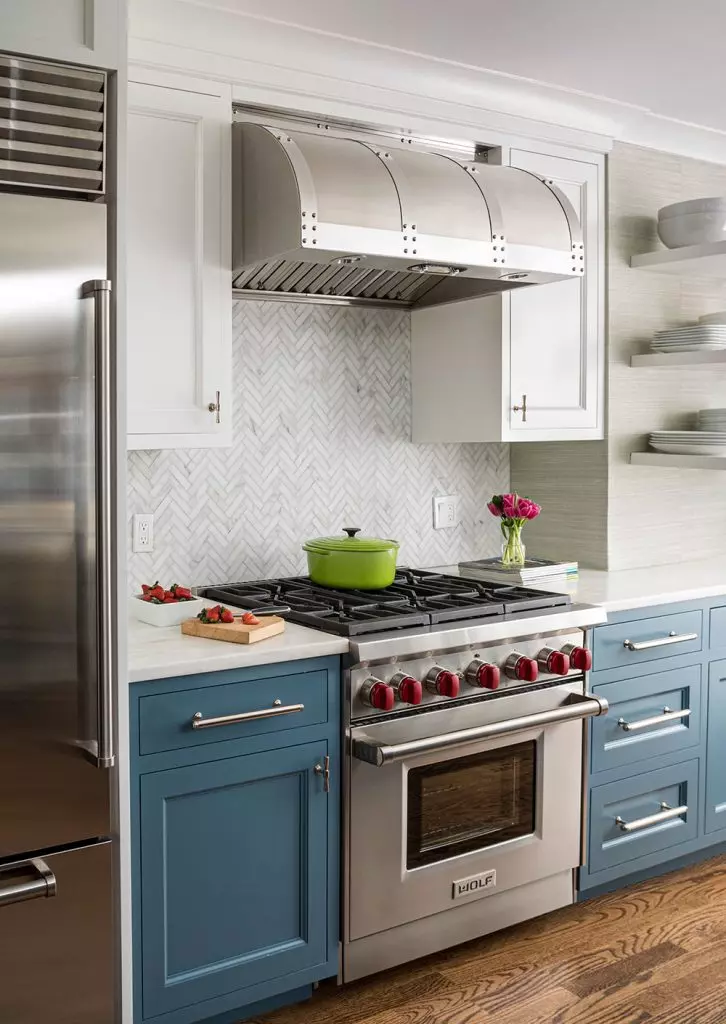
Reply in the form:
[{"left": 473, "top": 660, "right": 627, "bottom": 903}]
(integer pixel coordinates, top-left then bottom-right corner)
[
  {"left": 191, "top": 702, "right": 304, "bottom": 729},
  {"left": 615, "top": 801, "right": 688, "bottom": 833},
  {"left": 352, "top": 691, "right": 608, "bottom": 767},
  {"left": 623, "top": 631, "right": 698, "bottom": 652},
  {"left": 0, "top": 859, "right": 56, "bottom": 908},
  {"left": 617, "top": 706, "right": 692, "bottom": 732}
]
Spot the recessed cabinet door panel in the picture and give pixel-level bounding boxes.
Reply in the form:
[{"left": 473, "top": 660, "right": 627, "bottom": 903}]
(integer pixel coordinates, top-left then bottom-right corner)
[
  {"left": 507, "top": 149, "right": 602, "bottom": 437},
  {"left": 706, "top": 660, "right": 726, "bottom": 834},
  {"left": 140, "top": 742, "right": 328, "bottom": 1018},
  {"left": 127, "top": 81, "right": 231, "bottom": 447},
  {"left": 0, "top": 0, "right": 121, "bottom": 69}
]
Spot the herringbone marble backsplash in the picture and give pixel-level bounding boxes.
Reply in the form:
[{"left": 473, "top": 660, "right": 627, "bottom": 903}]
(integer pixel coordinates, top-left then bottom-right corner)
[{"left": 127, "top": 300, "right": 509, "bottom": 592}]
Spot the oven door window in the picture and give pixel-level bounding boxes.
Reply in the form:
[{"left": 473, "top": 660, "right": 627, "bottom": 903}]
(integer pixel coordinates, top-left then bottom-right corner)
[{"left": 407, "top": 740, "right": 536, "bottom": 869}]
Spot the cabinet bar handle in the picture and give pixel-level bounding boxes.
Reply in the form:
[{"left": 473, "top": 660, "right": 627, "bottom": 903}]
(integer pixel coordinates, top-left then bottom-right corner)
[
  {"left": 512, "top": 393, "right": 527, "bottom": 422},
  {"left": 207, "top": 390, "right": 221, "bottom": 423},
  {"left": 615, "top": 802, "right": 688, "bottom": 833},
  {"left": 623, "top": 631, "right": 697, "bottom": 652},
  {"left": 314, "top": 754, "right": 330, "bottom": 793},
  {"left": 191, "top": 702, "right": 304, "bottom": 729},
  {"left": 617, "top": 706, "right": 691, "bottom": 732},
  {"left": 0, "top": 859, "right": 56, "bottom": 908}
]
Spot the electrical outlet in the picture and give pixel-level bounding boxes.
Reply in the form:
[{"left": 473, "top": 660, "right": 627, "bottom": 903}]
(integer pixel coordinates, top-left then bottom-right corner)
[
  {"left": 432, "top": 495, "right": 460, "bottom": 530},
  {"left": 132, "top": 513, "right": 154, "bottom": 553}
]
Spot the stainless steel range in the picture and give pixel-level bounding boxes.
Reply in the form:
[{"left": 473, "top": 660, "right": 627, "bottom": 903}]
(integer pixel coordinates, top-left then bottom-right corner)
[{"left": 202, "top": 570, "right": 607, "bottom": 981}]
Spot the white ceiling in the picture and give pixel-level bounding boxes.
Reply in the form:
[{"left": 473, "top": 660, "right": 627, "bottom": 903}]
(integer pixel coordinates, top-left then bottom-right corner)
[{"left": 201, "top": 0, "right": 726, "bottom": 133}]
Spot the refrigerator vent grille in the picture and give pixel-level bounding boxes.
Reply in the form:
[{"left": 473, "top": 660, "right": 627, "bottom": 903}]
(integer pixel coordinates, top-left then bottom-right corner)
[{"left": 0, "top": 54, "right": 105, "bottom": 197}]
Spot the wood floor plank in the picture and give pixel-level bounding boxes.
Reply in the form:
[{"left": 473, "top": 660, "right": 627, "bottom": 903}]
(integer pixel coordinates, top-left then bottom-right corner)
[{"left": 252, "top": 855, "right": 726, "bottom": 1024}]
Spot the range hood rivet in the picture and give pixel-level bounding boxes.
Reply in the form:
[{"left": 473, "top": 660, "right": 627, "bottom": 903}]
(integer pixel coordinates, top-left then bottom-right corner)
[{"left": 312, "top": 212, "right": 316, "bottom": 218}]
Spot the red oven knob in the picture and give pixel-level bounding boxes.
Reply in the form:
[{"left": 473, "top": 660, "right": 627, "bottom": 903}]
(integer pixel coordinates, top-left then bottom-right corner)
[
  {"left": 562, "top": 644, "right": 592, "bottom": 672},
  {"left": 389, "top": 672, "right": 423, "bottom": 706},
  {"left": 504, "top": 653, "right": 538, "bottom": 682},
  {"left": 537, "top": 647, "right": 571, "bottom": 676},
  {"left": 464, "top": 660, "right": 500, "bottom": 690},
  {"left": 425, "top": 667, "right": 460, "bottom": 698},
  {"left": 360, "top": 678, "right": 395, "bottom": 711}
]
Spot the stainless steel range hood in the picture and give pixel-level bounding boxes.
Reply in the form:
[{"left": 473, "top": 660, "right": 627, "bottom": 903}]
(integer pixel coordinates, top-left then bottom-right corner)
[{"left": 232, "top": 122, "right": 584, "bottom": 309}]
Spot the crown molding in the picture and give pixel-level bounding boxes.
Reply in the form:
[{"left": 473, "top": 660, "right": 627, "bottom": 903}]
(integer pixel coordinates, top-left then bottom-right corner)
[{"left": 129, "top": 0, "right": 726, "bottom": 165}]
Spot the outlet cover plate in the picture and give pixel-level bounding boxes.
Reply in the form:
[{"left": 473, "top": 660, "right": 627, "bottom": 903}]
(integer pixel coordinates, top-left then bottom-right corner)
[
  {"left": 132, "top": 513, "right": 154, "bottom": 553},
  {"left": 433, "top": 495, "right": 459, "bottom": 530}
]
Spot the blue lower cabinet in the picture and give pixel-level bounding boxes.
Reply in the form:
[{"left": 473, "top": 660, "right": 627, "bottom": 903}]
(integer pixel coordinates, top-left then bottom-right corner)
[
  {"left": 131, "top": 656, "right": 340, "bottom": 1024},
  {"left": 706, "top": 660, "right": 726, "bottom": 834},
  {"left": 141, "top": 743, "right": 330, "bottom": 1019}
]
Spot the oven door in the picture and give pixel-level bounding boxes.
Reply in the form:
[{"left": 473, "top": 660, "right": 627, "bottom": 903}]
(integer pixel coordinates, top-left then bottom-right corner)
[{"left": 347, "top": 684, "right": 604, "bottom": 941}]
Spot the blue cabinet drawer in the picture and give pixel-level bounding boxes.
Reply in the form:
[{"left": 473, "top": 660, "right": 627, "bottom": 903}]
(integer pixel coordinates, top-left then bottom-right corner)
[
  {"left": 706, "top": 659, "right": 726, "bottom": 834},
  {"left": 588, "top": 760, "right": 698, "bottom": 875},
  {"left": 138, "top": 668, "right": 328, "bottom": 755},
  {"left": 591, "top": 665, "right": 702, "bottom": 775},
  {"left": 592, "top": 609, "right": 702, "bottom": 673}
]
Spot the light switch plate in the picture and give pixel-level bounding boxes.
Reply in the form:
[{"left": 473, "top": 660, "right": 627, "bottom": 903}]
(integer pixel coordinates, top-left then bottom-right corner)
[{"left": 432, "top": 495, "right": 459, "bottom": 530}]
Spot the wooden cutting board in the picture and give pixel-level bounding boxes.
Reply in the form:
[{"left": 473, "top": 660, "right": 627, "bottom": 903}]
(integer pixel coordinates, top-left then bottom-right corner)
[{"left": 181, "top": 615, "right": 285, "bottom": 645}]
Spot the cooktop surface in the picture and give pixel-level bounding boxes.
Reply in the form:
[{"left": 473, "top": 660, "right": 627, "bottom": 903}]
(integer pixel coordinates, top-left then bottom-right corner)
[{"left": 200, "top": 569, "right": 571, "bottom": 637}]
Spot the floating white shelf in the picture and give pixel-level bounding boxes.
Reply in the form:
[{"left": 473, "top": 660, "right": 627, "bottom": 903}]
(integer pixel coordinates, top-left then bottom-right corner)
[
  {"left": 631, "top": 350, "right": 726, "bottom": 367},
  {"left": 630, "top": 452, "right": 726, "bottom": 470},
  {"left": 631, "top": 240, "right": 726, "bottom": 275}
]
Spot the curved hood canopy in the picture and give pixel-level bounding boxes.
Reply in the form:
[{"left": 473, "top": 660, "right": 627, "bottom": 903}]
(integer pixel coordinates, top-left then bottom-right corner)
[{"left": 233, "top": 122, "right": 583, "bottom": 308}]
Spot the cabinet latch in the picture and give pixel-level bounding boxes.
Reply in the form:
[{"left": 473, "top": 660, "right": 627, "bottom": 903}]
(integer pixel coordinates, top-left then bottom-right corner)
[{"left": 314, "top": 755, "right": 330, "bottom": 793}]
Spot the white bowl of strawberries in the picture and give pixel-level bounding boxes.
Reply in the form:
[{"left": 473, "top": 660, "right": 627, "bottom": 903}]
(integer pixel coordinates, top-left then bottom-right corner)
[{"left": 133, "top": 581, "right": 206, "bottom": 627}]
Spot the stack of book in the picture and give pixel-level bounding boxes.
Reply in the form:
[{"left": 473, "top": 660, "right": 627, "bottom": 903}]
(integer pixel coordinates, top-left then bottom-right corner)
[{"left": 458, "top": 556, "right": 578, "bottom": 587}]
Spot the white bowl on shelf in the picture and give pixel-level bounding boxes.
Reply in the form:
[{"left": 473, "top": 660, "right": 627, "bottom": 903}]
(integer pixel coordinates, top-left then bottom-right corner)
[
  {"left": 658, "top": 197, "right": 726, "bottom": 220},
  {"left": 657, "top": 211, "right": 726, "bottom": 249},
  {"left": 699, "top": 312, "right": 726, "bottom": 325},
  {"left": 131, "top": 594, "right": 206, "bottom": 627}
]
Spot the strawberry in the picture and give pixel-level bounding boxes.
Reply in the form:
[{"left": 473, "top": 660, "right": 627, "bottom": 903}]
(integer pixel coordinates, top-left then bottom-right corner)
[
  {"left": 171, "top": 584, "right": 193, "bottom": 601},
  {"left": 141, "top": 594, "right": 153, "bottom": 602},
  {"left": 242, "top": 611, "right": 260, "bottom": 626},
  {"left": 148, "top": 583, "right": 165, "bottom": 601},
  {"left": 141, "top": 584, "right": 151, "bottom": 594},
  {"left": 220, "top": 607, "right": 234, "bottom": 623},
  {"left": 162, "top": 597, "right": 178, "bottom": 604}
]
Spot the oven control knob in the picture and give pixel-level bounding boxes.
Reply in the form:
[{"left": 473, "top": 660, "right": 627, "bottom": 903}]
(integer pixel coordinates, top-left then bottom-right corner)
[
  {"left": 504, "top": 653, "right": 539, "bottom": 683},
  {"left": 465, "top": 660, "right": 500, "bottom": 690},
  {"left": 425, "top": 667, "right": 460, "bottom": 698},
  {"left": 562, "top": 644, "right": 592, "bottom": 672},
  {"left": 537, "top": 647, "right": 571, "bottom": 676},
  {"left": 360, "top": 678, "right": 395, "bottom": 711},
  {"left": 390, "top": 672, "right": 423, "bottom": 706}
]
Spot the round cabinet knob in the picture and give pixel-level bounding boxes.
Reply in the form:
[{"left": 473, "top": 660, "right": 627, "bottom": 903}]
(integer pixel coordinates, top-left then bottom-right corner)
[
  {"left": 360, "top": 678, "right": 395, "bottom": 711},
  {"left": 425, "top": 667, "right": 460, "bottom": 698},
  {"left": 563, "top": 644, "right": 592, "bottom": 672},
  {"left": 390, "top": 672, "right": 423, "bottom": 706},
  {"left": 465, "top": 660, "right": 500, "bottom": 690},
  {"left": 504, "top": 653, "right": 539, "bottom": 683},
  {"left": 537, "top": 647, "right": 571, "bottom": 676}
]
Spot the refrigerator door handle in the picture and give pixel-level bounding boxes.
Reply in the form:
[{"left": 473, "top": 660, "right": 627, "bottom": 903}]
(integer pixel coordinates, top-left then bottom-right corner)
[
  {"left": 0, "top": 859, "right": 57, "bottom": 908},
  {"left": 81, "top": 279, "right": 115, "bottom": 770}
]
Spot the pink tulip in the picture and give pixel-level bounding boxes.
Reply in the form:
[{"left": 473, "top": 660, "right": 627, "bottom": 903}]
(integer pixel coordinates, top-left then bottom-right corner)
[
  {"left": 487, "top": 501, "right": 501, "bottom": 517},
  {"left": 501, "top": 494, "right": 518, "bottom": 518}
]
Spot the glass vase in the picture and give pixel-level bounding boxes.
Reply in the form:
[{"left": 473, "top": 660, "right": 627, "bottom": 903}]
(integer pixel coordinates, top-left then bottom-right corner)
[{"left": 501, "top": 521, "right": 526, "bottom": 567}]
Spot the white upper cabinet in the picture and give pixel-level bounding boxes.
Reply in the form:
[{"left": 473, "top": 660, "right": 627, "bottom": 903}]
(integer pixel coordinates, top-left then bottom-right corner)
[
  {"left": 0, "top": 0, "right": 123, "bottom": 69},
  {"left": 126, "top": 73, "right": 232, "bottom": 449},
  {"left": 412, "top": 146, "right": 604, "bottom": 443}
]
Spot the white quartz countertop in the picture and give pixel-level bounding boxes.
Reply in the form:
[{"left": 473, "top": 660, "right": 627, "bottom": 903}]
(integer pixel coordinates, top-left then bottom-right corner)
[
  {"left": 128, "top": 605, "right": 349, "bottom": 684},
  {"left": 445, "top": 558, "right": 726, "bottom": 614}
]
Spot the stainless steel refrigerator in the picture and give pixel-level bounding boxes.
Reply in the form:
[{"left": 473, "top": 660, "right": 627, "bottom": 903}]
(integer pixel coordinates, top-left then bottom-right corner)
[{"left": 0, "top": 192, "right": 116, "bottom": 1022}]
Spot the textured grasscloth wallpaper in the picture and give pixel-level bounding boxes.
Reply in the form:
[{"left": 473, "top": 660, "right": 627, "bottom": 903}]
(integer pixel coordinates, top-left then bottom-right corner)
[
  {"left": 513, "top": 142, "right": 726, "bottom": 570},
  {"left": 127, "top": 301, "right": 509, "bottom": 592}
]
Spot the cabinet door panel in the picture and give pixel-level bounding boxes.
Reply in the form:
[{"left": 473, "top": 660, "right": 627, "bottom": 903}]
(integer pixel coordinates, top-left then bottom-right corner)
[
  {"left": 127, "top": 80, "right": 231, "bottom": 447},
  {"left": 140, "top": 742, "right": 328, "bottom": 1018},
  {"left": 0, "top": 0, "right": 120, "bottom": 69},
  {"left": 706, "top": 660, "right": 726, "bottom": 833},
  {"left": 507, "top": 149, "right": 602, "bottom": 437}
]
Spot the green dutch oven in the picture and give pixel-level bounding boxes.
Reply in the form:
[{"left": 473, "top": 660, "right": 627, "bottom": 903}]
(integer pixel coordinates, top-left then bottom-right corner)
[{"left": 303, "top": 527, "right": 400, "bottom": 590}]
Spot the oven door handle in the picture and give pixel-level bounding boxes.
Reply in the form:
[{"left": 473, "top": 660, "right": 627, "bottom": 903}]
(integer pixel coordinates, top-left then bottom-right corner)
[{"left": 351, "top": 692, "right": 609, "bottom": 767}]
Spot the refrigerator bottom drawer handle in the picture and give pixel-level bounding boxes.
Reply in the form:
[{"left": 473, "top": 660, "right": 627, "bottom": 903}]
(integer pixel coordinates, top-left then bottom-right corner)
[{"left": 0, "top": 859, "right": 56, "bottom": 908}]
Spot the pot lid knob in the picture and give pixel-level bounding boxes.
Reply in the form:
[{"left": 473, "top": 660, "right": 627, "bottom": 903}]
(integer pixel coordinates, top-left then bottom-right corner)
[{"left": 343, "top": 527, "right": 361, "bottom": 538}]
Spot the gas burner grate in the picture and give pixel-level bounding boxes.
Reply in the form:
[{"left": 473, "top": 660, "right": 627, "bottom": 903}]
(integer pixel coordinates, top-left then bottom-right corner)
[{"left": 200, "top": 569, "right": 571, "bottom": 637}]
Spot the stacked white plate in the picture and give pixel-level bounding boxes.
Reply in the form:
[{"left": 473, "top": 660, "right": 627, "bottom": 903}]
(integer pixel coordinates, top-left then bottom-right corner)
[
  {"left": 649, "top": 431, "right": 726, "bottom": 456},
  {"left": 651, "top": 324, "right": 726, "bottom": 353},
  {"left": 698, "top": 408, "right": 726, "bottom": 431},
  {"left": 699, "top": 312, "right": 726, "bottom": 326}
]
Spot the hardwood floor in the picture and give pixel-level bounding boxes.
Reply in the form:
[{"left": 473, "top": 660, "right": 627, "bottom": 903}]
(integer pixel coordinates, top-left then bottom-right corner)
[{"left": 251, "top": 855, "right": 726, "bottom": 1024}]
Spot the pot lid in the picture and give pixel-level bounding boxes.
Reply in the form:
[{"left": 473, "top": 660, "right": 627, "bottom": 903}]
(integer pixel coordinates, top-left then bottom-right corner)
[{"left": 303, "top": 527, "right": 399, "bottom": 553}]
